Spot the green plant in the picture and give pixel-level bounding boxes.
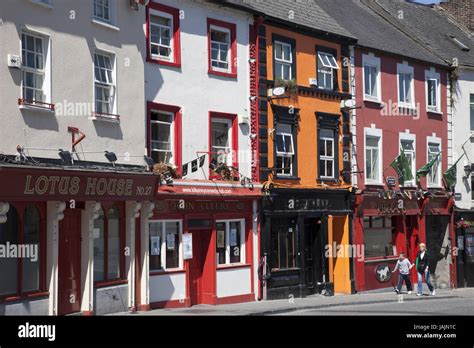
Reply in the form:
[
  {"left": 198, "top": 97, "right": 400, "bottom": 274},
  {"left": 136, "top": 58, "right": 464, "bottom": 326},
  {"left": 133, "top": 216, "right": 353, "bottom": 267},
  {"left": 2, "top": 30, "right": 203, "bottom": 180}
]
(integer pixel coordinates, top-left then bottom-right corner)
[{"left": 274, "top": 78, "right": 298, "bottom": 93}]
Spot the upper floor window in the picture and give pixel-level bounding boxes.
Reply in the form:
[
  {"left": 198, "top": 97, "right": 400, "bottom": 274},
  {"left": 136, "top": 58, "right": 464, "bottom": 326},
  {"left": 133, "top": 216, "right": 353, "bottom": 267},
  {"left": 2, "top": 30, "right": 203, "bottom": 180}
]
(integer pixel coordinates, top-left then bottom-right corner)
[
  {"left": 211, "top": 118, "right": 233, "bottom": 167},
  {"left": 400, "top": 137, "right": 416, "bottom": 186},
  {"left": 151, "top": 111, "right": 174, "bottom": 164},
  {"left": 208, "top": 19, "right": 237, "bottom": 77},
  {"left": 470, "top": 94, "right": 474, "bottom": 132},
  {"left": 273, "top": 35, "right": 296, "bottom": 82},
  {"left": 317, "top": 50, "right": 339, "bottom": 90},
  {"left": 365, "top": 128, "right": 382, "bottom": 184},
  {"left": 363, "top": 54, "right": 381, "bottom": 101},
  {"left": 94, "top": 51, "right": 116, "bottom": 116},
  {"left": 275, "top": 123, "right": 295, "bottom": 177},
  {"left": 397, "top": 63, "right": 415, "bottom": 107},
  {"left": 425, "top": 70, "right": 440, "bottom": 113},
  {"left": 94, "top": 0, "right": 111, "bottom": 23},
  {"left": 149, "top": 220, "right": 182, "bottom": 271},
  {"left": 319, "top": 128, "right": 335, "bottom": 179},
  {"left": 147, "top": 3, "right": 181, "bottom": 67},
  {"left": 427, "top": 141, "right": 441, "bottom": 187}
]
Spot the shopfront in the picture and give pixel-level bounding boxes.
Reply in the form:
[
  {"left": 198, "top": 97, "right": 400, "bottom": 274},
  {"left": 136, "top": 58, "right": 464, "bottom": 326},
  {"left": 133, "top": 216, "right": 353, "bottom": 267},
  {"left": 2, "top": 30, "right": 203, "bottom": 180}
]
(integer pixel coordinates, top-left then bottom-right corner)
[
  {"left": 0, "top": 163, "right": 158, "bottom": 315},
  {"left": 143, "top": 180, "right": 261, "bottom": 309},
  {"left": 455, "top": 209, "right": 474, "bottom": 288},
  {"left": 261, "top": 188, "right": 354, "bottom": 300}
]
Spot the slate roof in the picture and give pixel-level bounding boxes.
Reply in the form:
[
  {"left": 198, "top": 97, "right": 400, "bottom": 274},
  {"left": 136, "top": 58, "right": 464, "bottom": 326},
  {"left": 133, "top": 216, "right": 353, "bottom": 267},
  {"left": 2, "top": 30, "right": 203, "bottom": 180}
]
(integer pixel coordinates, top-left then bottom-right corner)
[
  {"left": 316, "top": 0, "right": 447, "bottom": 66},
  {"left": 217, "top": 0, "right": 356, "bottom": 41},
  {"left": 372, "top": 0, "right": 474, "bottom": 67}
]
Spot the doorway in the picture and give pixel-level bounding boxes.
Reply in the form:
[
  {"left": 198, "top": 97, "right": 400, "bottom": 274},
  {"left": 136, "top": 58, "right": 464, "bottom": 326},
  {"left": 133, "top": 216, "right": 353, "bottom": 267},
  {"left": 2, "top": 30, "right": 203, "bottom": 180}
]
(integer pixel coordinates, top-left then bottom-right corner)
[
  {"left": 188, "top": 229, "right": 214, "bottom": 305},
  {"left": 304, "top": 218, "right": 323, "bottom": 295},
  {"left": 58, "top": 209, "right": 82, "bottom": 315}
]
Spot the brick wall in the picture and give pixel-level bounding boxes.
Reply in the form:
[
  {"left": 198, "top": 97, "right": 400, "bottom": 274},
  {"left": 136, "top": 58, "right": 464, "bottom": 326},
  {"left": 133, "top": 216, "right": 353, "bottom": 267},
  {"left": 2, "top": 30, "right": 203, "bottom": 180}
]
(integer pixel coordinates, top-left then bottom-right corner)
[{"left": 439, "top": 0, "right": 474, "bottom": 31}]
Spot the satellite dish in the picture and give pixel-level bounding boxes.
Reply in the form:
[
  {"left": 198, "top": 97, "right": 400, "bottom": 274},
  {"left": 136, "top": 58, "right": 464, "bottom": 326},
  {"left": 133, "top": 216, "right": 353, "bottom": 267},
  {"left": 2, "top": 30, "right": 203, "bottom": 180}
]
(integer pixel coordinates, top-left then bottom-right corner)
[{"left": 272, "top": 87, "right": 286, "bottom": 96}]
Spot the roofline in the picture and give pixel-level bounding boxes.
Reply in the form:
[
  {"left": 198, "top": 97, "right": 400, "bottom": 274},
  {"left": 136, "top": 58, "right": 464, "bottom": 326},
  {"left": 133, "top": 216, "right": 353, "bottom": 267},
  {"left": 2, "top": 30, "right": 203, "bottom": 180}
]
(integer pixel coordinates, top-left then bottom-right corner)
[{"left": 212, "top": 0, "right": 357, "bottom": 44}]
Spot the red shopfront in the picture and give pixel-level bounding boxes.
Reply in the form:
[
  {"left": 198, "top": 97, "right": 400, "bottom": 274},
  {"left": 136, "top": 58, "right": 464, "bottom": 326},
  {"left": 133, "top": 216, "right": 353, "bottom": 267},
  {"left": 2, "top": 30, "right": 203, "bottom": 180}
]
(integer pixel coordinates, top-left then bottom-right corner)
[
  {"left": 146, "top": 180, "right": 261, "bottom": 308},
  {"left": 0, "top": 163, "right": 158, "bottom": 315}
]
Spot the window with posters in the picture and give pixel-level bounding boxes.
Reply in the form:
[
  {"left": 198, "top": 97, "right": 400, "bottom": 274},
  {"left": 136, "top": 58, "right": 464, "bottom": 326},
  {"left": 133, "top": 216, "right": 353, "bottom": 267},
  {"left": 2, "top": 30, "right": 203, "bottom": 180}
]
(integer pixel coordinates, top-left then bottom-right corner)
[
  {"left": 149, "top": 220, "right": 182, "bottom": 271},
  {"left": 216, "top": 219, "right": 245, "bottom": 265}
]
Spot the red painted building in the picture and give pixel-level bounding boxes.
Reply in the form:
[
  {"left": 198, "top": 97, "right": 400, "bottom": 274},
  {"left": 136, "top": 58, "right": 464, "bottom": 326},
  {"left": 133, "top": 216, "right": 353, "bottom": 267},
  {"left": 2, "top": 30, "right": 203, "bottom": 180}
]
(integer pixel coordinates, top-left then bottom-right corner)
[{"left": 319, "top": 0, "right": 456, "bottom": 292}]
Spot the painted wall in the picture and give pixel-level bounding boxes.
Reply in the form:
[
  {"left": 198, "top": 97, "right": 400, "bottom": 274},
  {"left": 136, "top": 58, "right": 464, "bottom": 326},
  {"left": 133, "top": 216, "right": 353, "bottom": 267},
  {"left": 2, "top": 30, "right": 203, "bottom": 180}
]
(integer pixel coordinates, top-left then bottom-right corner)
[
  {"left": 0, "top": 0, "right": 146, "bottom": 165},
  {"left": 451, "top": 69, "right": 474, "bottom": 209},
  {"left": 145, "top": 0, "right": 253, "bottom": 179},
  {"left": 149, "top": 273, "right": 186, "bottom": 303},
  {"left": 216, "top": 266, "right": 251, "bottom": 298},
  {"left": 94, "top": 284, "right": 128, "bottom": 315},
  {"left": 353, "top": 48, "right": 449, "bottom": 190},
  {"left": 264, "top": 25, "right": 347, "bottom": 188}
]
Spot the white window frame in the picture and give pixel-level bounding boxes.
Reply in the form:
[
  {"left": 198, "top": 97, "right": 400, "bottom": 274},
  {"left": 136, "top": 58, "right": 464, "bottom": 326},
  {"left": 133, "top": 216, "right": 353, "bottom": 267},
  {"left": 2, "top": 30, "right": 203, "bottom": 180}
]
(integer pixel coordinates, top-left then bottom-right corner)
[
  {"left": 364, "top": 127, "right": 383, "bottom": 185},
  {"left": 148, "top": 219, "right": 183, "bottom": 271},
  {"left": 399, "top": 133, "right": 416, "bottom": 187},
  {"left": 93, "top": 49, "right": 117, "bottom": 115},
  {"left": 317, "top": 52, "right": 338, "bottom": 90},
  {"left": 211, "top": 118, "right": 233, "bottom": 166},
  {"left": 20, "top": 28, "right": 52, "bottom": 107},
  {"left": 425, "top": 69, "right": 441, "bottom": 113},
  {"left": 319, "top": 129, "right": 335, "bottom": 179},
  {"left": 149, "top": 10, "right": 174, "bottom": 62},
  {"left": 150, "top": 110, "right": 175, "bottom": 164},
  {"left": 275, "top": 124, "right": 295, "bottom": 177},
  {"left": 93, "top": 0, "right": 115, "bottom": 24},
  {"left": 362, "top": 54, "right": 381, "bottom": 102},
  {"left": 397, "top": 62, "right": 415, "bottom": 108},
  {"left": 426, "top": 136, "right": 442, "bottom": 188},
  {"left": 209, "top": 25, "right": 231, "bottom": 73},
  {"left": 216, "top": 219, "right": 245, "bottom": 266},
  {"left": 274, "top": 40, "right": 293, "bottom": 81}
]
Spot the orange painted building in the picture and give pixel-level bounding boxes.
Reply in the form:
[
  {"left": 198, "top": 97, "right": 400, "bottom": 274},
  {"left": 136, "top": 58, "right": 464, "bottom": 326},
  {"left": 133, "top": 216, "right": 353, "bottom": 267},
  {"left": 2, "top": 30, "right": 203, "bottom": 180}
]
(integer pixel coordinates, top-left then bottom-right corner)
[{"left": 251, "top": 16, "right": 357, "bottom": 299}]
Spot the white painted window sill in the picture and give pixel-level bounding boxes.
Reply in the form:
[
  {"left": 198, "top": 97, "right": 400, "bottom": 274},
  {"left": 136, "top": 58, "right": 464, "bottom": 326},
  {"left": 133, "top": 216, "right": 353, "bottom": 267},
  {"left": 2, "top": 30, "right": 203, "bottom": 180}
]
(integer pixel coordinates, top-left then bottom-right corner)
[
  {"left": 89, "top": 114, "right": 120, "bottom": 124},
  {"left": 29, "top": 0, "right": 53, "bottom": 9},
  {"left": 92, "top": 19, "right": 120, "bottom": 31},
  {"left": 363, "top": 97, "right": 383, "bottom": 106},
  {"left": 19, "top": 104, "right": 55, "bottom": 114}
]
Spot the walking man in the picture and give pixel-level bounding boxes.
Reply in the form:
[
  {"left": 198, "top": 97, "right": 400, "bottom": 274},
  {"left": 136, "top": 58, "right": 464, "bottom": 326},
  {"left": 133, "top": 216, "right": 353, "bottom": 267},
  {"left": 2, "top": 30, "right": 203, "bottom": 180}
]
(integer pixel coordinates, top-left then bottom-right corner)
[{"left": 415, "top": 243, "right": 435, "bottom": 296}]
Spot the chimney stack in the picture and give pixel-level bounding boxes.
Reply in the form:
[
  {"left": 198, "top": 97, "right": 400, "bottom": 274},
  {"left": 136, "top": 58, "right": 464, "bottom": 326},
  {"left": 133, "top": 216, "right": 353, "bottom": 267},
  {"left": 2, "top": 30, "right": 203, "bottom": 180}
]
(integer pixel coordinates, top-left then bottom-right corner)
[{"left": 439, "top": 0, "right": 474, "bottom": 32}]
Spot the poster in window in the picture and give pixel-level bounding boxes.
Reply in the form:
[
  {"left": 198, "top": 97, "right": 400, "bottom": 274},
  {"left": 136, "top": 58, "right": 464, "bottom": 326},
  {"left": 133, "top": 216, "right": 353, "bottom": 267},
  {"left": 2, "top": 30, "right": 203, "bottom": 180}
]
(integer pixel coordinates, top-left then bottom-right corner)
[
  {"left": 217, "top": 229, "right": 225, "bottom": 249},
  {"left": 183, "top": 234, "right": 193, "bottom": 259},
  {"left": 151, "top": 236, "right": 161, "bottom": 256},
  {"left": 230, "top": 228, "right": 238, "bottom": 247},
  {"left": 166, "top": 232, "right": 175, "bottom": 250}
]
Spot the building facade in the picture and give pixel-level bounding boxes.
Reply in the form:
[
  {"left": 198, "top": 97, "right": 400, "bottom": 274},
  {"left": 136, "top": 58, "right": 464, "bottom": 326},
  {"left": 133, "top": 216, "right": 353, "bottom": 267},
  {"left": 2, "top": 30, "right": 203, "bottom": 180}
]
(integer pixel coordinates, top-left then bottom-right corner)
[
  {"left": 142, "top": 0, "right": 261, "bottom": 309},
  {"left": 0, "top": 0, "right": 157, "bottom": 315}
]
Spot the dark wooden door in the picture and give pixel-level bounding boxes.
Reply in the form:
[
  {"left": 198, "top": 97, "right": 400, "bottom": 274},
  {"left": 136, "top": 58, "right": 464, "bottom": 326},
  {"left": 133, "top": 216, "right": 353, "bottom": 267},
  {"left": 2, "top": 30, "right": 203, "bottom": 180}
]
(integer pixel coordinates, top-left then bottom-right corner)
[{"left": 58, "top": 209, "right": 82, "bottom": 315}]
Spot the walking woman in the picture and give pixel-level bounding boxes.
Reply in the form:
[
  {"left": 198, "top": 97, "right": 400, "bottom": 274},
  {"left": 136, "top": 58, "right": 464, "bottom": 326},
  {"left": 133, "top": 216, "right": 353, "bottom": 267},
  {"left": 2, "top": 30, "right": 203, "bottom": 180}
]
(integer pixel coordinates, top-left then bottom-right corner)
[{"left": 415, "top": 243, "right": 435, "bottom": 296}]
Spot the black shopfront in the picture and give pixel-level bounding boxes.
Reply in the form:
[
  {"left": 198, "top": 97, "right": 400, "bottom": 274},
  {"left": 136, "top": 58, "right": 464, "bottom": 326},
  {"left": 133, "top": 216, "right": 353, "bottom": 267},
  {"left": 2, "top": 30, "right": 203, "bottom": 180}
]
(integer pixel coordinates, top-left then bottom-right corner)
[{"left": 261, "top": 188, "right": 355, "bottom": 300}]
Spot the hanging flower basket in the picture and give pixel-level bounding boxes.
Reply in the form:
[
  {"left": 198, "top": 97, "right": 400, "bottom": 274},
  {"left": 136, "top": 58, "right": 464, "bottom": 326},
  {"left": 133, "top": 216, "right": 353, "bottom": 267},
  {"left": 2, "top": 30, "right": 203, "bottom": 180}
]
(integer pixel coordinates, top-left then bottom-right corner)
[
  {"left": 153, "top": 163, "right": 180, "bottom": 179},
  {"left": 455, "top": 219, "right": 472, "bottom": 229}
]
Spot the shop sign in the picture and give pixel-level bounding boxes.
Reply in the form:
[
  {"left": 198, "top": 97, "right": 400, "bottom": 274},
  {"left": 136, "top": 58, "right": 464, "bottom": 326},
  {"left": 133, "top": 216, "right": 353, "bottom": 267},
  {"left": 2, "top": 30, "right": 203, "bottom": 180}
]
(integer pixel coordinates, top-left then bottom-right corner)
[
  {"left": 377, "top": 199, "right": 405, "bottom": 215},
  {"left": 155, "top": 199, "right": 246, "bottom": 212},
  {"left": 374, "top": 263, "right": 392, "bottom": 283}
]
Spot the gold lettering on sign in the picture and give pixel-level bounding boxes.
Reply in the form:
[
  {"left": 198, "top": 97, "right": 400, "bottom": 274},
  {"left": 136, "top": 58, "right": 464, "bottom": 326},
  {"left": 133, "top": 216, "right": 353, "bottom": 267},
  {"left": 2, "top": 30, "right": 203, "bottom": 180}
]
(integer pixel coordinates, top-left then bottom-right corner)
[
  {"left": 24, "top": 175, "right": 34, "bottom": 194},
  {"left": 125, "top": 180, "right": 133, "bottom": 195},
  {"left": 86, "top": 178, "right": 96, "bottom": 195},
  {"left": 96, "top": 179, "right": 107, "bottom": 196},
  {"left": 70, "top": 177, "right": 80, "bottom": 195},
  {"left": 48, "top": 176, "right": 60, "bottom": 194},
  {"left": 35, "top": 176, "right": 48, "bottom": 195}
]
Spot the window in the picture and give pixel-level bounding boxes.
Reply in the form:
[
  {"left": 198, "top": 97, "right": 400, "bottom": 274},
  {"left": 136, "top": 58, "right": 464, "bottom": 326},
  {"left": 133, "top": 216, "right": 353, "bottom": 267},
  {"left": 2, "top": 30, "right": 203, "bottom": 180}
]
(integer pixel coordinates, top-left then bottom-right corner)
[
  {"left": 363, "top": 54, "right": 381, "bottom": 101},
  {"left": 472, "top": 175, "right": 474, "bottom": 201},
  {"left": 147, "top": 2, "right": 180, "bottom": 67},
  {"left": 400, "top": 137, "right": 415, "bottom": 186},
  {"left": 150, "top": 14, "right": 173, "bottom": 61},
  {"left": 208, "top": 19, "right": 236, "bottom": 77},
  {"left": 317, "top": 51, "right": 339, "bottom": 90},
  {"left": 319, "top": 128, "right": 335, "bottom": 179},
  {"left": 21, "top": 32, "right": 46, "bottom": 105},
  {"left": 470, "top": 94, "right": 474, "bottom": 132},
  {"left": 94, "top": 52, "right": 116, "bottom": 115},
  {"left": 93, "top": 205, "right": 123, "bottom": 283},
  {"left": 365, "top": 132, "right": 382, "bottom": 184},
  {"left": 150, "top": 111, "right": 174, "bottom": 164},
  {"left": 0, "top": 205, "right": 44, "bottom": 297},
  {"left": 211, "top": 118, "right": 232, "bottom": 166},
  {"left": 94, "top": 0, "right": 110, "bottom": 23},
  {"left": 149, "top": 220, "right": 182, "bottom": 271},
  {"left": 216, "top": 220, "right": 245, "bottom": 265},
  {"left": 397, "top": 63, "right": 414, "bottom": 107},
  {"left": 275, "top": 123, "right": 295, "bottom": 177},
  {"left": 425, "top": 70, "right": 440, "bottom": 112},
  {"left": 427, "top": 141, "right": 441, "bottom": 187},
  {"left": 270, "top": 218, "right": 297, "bottom": 270},
  {"left": 364, "top": 217, "right": 396, "bottom": 258},
  {"left": 274, "top": 41, "right": 293, "bottom": 80}
]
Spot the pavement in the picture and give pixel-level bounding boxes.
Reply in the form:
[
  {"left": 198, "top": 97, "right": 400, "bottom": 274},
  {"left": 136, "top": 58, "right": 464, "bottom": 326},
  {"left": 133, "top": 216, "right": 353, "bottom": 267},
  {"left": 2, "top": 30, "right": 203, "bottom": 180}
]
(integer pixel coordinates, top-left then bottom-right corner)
[{"left": 112, "top": 287, "right": 474, "bottom": 316}]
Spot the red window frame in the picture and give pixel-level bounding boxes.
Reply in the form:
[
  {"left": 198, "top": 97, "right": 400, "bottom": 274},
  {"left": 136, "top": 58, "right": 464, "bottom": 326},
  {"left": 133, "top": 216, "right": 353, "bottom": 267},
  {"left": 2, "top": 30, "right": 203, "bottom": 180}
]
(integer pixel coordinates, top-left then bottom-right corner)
[
  {"left": 0, "top": 202, "right": 47, "bottom": 302},
  {"left": 94, "top": 202, "right": 127, "bottom": 288},
  {"left": 208, "top": 111, "right": 239, "bottom": 179},
  {"left": 207, "top": 18, "right": 237, "bottom": 78},
  {"left": 146, "top": 2, "right": 181, "bottom": 68},
  {"left": 146, "top": 101, "right": 183, "bottom": 175}
]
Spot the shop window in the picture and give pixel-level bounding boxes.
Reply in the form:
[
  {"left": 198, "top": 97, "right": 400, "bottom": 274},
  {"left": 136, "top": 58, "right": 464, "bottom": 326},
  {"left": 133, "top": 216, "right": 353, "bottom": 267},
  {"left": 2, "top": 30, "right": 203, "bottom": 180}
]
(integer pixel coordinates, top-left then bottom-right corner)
[
  {"left": 0, "top": 204, "right": 44, "bottom": 298},
  {"left": 364, "top": 216, "right": 396, "bottom": 258},
  {"left": 149, "top": 220, "right": 182, "bottom": 271},
  {"left": 216, "top": 220, "right": 245, "bottom": 265},
  {"left": 270, "top": 218, "right": 297, "bottom": 270},
  {"left": 93, "top": 205, "right": 124, "bottom": 283}
]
